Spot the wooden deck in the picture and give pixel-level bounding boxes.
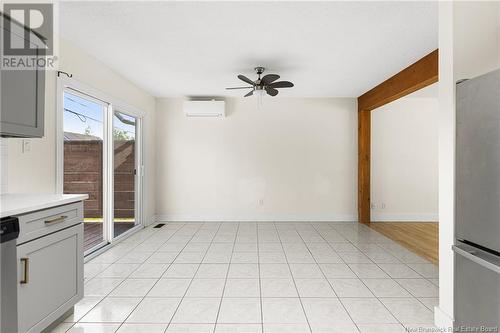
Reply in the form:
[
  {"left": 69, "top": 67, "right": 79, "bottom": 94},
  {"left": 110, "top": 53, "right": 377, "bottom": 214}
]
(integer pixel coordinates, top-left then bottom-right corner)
[
  {"left": 369, "top": 222, "right": 439, "bottom": 264},
  {"left": 84, "top": 222, "right": 135, "bottom": 251}
]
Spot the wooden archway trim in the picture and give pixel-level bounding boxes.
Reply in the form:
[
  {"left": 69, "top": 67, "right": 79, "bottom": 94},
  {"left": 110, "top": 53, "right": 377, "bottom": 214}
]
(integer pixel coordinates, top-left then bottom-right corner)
[{"left": 357, "top": 49, "right": 438, "bottom": 224}]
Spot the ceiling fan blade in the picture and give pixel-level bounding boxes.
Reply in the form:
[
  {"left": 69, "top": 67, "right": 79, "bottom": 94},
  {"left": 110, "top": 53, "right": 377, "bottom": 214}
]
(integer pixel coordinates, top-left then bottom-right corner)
[
  {"left": 269, "top": 81, "right": 294, "bottom": 89},
  {"left": 265, "top": 87, "right": 279, "bottom": 96},
  {"left": 244, "top": 90, "right": 254, "bottom": 97},
  {"left": 226, "top": 86, "right": 253, "bottom": 90},
  {"left": 238, "top": 75, "right": 255, "bottom": 86},
  {"left": 261, "top": 74, "right": 280, "bottom": 85}
]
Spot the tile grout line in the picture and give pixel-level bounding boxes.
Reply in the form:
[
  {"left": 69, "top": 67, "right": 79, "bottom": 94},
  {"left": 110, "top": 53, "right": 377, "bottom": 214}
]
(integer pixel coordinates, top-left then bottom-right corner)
[
  {"left": 274, "top": 222, "right": 313, "bottom": 333},
  {"left": 300, "top": 222, "right": 362, "bottom": 333},
  {"left": 314, "top": 222, "right": 434, "bottom": 329},
  {"left": 65, "top": 222, "right": 438, "bottom": 332},
  {"left": 163, "top": 221, "right": 223, "bottom": 332},
  {"left": 106, "top": 222, "right": 200, "bottom": 332},
  {"left": 257, "top": 222, "right": 264, "bottom": 333},
  {"left": 315, "top": 222, "right": 406, "bottom": 329},
  {"left": 87, "top": 222, "right": 183, "bottom": 277},
  {"left": 342, "top": 223, "right": 439, "bottom": 324},
  {"left": 211, "top": 222, "right": 241, "bottom": 333},
  {"left": 111, "top": 222, "right": 202, "bottom": 333},
  {"left": 67, "top": 223, "right": 185, "bottom": 332}
]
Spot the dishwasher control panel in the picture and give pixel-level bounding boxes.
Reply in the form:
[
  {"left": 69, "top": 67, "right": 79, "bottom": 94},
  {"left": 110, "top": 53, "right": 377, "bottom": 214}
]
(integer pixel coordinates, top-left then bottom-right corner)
[{"left": 0, "top": 216, "right": 20, "bottom": 243}]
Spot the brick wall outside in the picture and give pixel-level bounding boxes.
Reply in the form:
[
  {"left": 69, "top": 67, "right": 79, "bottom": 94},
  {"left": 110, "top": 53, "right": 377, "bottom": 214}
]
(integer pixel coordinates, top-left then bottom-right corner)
[{"left": 64, "top": 140, "right": 135, "bottom": 218}]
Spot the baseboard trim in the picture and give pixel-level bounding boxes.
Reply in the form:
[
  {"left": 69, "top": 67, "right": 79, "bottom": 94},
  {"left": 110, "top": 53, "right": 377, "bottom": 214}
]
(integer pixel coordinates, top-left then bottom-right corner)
[
  {"left": 371, "top": 213, "right": 438, "bottom": 222},
  {"left": 154, "top": 214, "right": 358, "bottom": 222},
  {"left": 153, "top": 214, "right": 438, "bottom": 223},
  {"left": 434, "top": 306, "right": 454, "bottom": 330}
]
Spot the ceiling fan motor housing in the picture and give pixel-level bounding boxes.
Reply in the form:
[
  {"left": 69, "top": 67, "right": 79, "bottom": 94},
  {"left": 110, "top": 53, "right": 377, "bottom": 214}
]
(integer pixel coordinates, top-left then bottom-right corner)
[{"left": 254, "top": 67, "right": 265, "bottom": 76}]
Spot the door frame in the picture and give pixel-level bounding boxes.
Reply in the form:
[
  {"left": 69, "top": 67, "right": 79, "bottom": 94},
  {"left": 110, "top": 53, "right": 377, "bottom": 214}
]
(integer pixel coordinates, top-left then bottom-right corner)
[
  {"left": 58, "top": 87, "right": 112, "bottom": 251},
  {"left": 56, "top": 76, "right": 145, "bottom": 253},
  {"left": 112, "top": 109, "right": 144, "bottom": 241}
]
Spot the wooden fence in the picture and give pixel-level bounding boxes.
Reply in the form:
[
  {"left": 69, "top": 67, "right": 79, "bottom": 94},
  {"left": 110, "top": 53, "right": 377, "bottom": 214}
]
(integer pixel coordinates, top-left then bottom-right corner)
[{"left": 64, "top": 140, "right": 135, "bottom": 218}]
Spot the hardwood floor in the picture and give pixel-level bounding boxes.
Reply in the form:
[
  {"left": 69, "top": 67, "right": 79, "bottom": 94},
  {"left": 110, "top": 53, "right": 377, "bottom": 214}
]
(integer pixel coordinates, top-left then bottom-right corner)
[
  {"left": 84, "top": 222, "right": 135, "bottom": 251},
  {"left": 368, "top": 222, "right": 439, "bottom": 264}
]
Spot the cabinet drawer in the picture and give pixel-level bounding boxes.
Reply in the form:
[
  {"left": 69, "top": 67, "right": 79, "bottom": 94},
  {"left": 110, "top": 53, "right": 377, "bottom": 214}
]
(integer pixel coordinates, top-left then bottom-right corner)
[
  {"left": 17, "top": 223, "right": 83, "bottom": 333},
  {"left": 16, "top": 202, "right": 83, "bottom": 244}
]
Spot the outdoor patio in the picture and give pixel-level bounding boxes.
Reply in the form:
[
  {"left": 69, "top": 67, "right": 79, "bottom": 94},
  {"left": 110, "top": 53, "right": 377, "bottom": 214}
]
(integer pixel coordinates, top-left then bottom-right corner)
[{"left": 84, "top": 221, "right": 135, "bottom": 251}]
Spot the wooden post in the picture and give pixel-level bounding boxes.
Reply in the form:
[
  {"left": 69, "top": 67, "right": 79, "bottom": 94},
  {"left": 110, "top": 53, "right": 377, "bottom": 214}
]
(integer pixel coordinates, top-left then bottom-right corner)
[
  {"left": 357, "top": 49, "right": 439, "bottom": 224},
  {"left": 358, "top": 109, "right": 371, "bottom": 224}
]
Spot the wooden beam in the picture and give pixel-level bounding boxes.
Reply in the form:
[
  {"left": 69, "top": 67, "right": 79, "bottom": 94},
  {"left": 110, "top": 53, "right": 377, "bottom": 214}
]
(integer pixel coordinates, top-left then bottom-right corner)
[
  {"left": 358, "top": 49, "right": 439, "bottom": 111},
  {"left": 358, "top": 109, "right": 371, "bottom": 224},
  {"left": 357, "top": 49, "right": 438, "bottom": 224}
]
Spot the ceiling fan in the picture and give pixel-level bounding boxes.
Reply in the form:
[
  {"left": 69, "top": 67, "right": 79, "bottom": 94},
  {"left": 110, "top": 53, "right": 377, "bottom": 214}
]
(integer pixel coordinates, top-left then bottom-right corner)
[{"left": 226, "top": 67, "right": 294, "bottom": 97}]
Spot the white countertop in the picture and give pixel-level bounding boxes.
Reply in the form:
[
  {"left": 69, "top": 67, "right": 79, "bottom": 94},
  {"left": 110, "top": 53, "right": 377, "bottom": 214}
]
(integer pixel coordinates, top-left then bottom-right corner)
[{"left": 0, "top": 193, "right": 88, "bottom": 218}]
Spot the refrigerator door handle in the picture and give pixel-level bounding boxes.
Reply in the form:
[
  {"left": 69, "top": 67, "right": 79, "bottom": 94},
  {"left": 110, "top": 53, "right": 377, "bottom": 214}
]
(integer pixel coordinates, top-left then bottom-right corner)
[{"left": 453, "top": 245, "right": 500, "bottom": 275}]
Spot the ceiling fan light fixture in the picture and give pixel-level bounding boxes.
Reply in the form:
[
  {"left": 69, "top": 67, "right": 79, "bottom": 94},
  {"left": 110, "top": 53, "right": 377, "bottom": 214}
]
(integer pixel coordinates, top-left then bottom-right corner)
[
  {"left": 252, "top": 87, "right": 265, "bottom": 108},
  {"left": 254, "top": 89, "right": 266, "bottom": 97}
]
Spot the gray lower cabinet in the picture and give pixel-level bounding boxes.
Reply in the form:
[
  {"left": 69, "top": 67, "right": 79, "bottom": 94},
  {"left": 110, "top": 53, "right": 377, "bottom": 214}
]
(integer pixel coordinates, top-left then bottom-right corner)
[{"left": 17, "top": 223, "right": 83, "bottom": 333}]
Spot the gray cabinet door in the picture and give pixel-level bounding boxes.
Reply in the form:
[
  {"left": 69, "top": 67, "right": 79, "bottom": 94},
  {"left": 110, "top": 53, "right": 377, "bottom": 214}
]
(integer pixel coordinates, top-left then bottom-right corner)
[
  {"left": 17, "top": 224, "right": 83, "bottom": 333},
  {"left": 0, "top": 15, "right": 45, "bottom": 138}
]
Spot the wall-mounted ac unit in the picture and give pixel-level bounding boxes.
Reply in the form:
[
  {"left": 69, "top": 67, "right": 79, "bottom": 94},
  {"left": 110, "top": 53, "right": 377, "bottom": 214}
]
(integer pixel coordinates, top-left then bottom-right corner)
[{"left": 184, "top": 100, "right": 225, "bottom": 118}]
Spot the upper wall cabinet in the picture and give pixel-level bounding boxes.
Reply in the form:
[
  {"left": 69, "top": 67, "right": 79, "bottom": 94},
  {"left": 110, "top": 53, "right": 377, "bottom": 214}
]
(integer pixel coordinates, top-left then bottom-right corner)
[{"left": 0, "top": 14, "right": 45, "bottom": 138}]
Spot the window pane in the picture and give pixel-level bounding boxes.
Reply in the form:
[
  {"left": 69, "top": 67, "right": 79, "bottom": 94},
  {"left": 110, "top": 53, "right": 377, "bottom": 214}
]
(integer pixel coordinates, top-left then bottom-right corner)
[
  {"left": 113, "top": 111, "right": 137, "bottom": 238},
  {"left": 63, "top": 91, "right": 106, "bottom": 252}
]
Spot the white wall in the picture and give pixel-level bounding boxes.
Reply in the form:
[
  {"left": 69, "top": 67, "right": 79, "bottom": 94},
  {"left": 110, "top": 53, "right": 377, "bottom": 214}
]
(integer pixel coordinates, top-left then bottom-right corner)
[
  {"left": 371, "top": 84, "right": 439, "bottom": 222},
  {"left": 437, "top": 1, "right": 500, "bottom": 328},
  {"left": 0, "top": 139, "right": 7, "bottom": 194},
  {"left": 437, "top": 2, "right": 455, "bottom": 328},
  {"left": 454, "top": 1, "right": 500, "bottom": 80},
  {"left": 155, "top": 98, "right": 358, "bottom": 221},
  {"left": 6, "top": 38, "right": 157, "bottom": 223}
]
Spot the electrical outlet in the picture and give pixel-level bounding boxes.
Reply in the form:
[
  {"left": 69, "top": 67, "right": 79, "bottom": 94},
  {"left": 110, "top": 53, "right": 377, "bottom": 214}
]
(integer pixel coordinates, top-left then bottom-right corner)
[{"left": 22, "top": 140, "right": 31, "bottom": 153}]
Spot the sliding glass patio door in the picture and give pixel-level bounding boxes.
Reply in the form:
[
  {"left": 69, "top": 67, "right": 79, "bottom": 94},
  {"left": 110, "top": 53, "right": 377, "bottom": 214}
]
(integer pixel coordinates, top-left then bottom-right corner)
[
  {"left": 113, "top": 111, "right": 141, "bottom": 239},
  {"left": 62, "top": 87, "right": 143, "bottom": 255},
  {"left": 63, "top": 90, "right": 109, "bottom": 253}
]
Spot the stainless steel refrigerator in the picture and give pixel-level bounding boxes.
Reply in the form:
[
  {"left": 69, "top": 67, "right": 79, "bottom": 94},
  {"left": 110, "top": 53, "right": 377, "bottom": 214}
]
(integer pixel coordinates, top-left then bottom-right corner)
[{"left": 454, "top": 68, "right": 500, "bottom": 329}]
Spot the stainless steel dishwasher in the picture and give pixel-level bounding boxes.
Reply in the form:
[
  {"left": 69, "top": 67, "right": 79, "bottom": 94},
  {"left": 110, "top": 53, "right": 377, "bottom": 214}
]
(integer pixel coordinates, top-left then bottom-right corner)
[{"left": 1, "top": 216, "right": 20, "bottom": 333}]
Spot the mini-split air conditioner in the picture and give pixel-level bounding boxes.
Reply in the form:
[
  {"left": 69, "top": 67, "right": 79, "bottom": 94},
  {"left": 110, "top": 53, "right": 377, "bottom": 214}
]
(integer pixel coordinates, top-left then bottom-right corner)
[{"left": 183, "top": 100, "right": 225, "bottom": 118}]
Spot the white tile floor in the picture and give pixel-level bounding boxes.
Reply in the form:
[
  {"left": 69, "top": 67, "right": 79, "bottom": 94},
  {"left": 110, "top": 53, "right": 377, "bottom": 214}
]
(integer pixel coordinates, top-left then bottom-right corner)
[{"left": 52, "top": 222, "right": 439, "bottom": 333}]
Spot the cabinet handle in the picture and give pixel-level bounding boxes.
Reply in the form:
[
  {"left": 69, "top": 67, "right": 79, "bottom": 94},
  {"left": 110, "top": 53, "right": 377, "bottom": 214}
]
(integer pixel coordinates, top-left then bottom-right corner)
[
  {"left": 45, "top": 215, "right": 68, "bottom": 225},
  {"left": 20, "top": 258, "right": 29, "bottom": 284}
]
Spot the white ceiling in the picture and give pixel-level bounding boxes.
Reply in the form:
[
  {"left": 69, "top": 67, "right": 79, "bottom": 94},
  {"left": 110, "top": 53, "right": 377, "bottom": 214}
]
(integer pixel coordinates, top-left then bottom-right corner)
[{"left": 59, "top": 1, "right": 438, "bottom": 98}]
